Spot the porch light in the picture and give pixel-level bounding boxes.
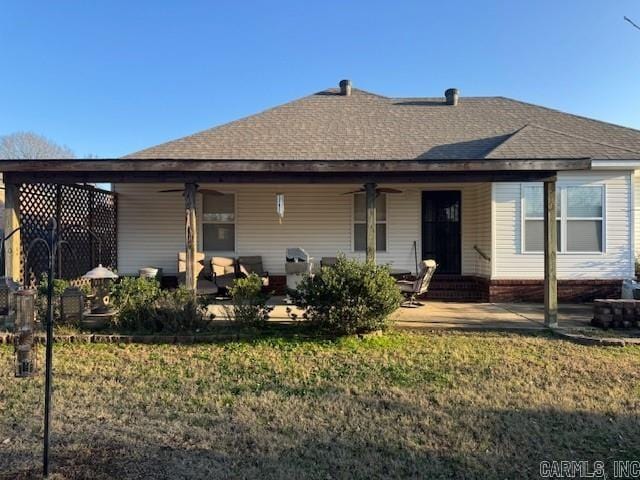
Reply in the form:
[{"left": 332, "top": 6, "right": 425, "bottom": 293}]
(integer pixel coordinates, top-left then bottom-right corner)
[
  {"left": 60, "top": 287, "right": 85, "bottom": 325},
  {"left": 276, "top": 193, "right": 285, "bottom": 223},
  {"left": 82, "top": 264, "right": 118, "bottom": 314},
  {"left": 14, "top": 289, "right": 37, "bottom": 378}
]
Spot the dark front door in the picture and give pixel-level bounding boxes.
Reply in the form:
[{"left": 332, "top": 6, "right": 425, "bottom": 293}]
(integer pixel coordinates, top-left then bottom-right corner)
[{"left": 422, "top": 191, "right": 461, "bottom": 275}]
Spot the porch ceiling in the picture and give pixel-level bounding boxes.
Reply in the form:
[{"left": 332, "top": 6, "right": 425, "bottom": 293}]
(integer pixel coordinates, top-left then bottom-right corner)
[{"left": 0, "top": 158, "right": 590, "bottom": 184}]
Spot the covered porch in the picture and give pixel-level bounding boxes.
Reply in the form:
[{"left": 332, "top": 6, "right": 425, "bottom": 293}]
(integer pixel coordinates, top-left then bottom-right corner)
[
  {"left": 1, "top": 157, "right": 592, "bottom": 327},
  {"left": 207, "top": 298, "right": 593, "bottom": 330}
]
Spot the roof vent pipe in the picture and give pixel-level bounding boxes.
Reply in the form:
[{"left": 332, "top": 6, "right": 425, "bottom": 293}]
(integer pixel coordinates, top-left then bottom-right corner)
[
  {"left": 339, "top": 79, "right": 352, "bottom": 96},
  {"left": 444, "top": 88, "right": 459, "bottom": 106}
]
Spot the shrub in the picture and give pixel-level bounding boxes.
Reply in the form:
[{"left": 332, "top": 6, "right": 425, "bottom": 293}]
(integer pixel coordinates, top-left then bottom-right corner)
[
  {"left": 110, "top": 277, "right": 212, "bottom": 333},
  {"left": 224, "top": 274, "right": 272, "bottom": 326},
  {"left": 293, "top": 256, "right": 403, "bottom": 335}
]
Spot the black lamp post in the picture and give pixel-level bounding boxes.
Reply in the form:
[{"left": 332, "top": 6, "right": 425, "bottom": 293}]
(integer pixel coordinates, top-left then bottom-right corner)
[{"left": 17, "top": 219, "right": 117, "bottom": 478}]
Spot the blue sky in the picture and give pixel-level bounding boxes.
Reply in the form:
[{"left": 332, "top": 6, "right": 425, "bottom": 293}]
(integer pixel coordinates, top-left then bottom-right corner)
[{"left": 1, "top": 0, "right": 639, "bottom": 157}]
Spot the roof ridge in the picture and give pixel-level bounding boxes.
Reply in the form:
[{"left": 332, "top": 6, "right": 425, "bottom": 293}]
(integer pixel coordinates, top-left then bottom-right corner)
[
  {"left": 482, "top": 124, "right": 529, "bottom": 158},
  {"left": 524, "top": 123, "right": 640, "bottom": 154},
  {"left": 497, "top": 96, "right": 640, "bottom": 137},
  {"left": 123, "top": 90, "right": 327, "bottom": 159}
]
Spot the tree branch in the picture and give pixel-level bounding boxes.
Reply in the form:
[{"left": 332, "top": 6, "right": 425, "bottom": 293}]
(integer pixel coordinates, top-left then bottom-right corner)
[{"left": 624, "top": 16, "right": 640, "bottom": 31}]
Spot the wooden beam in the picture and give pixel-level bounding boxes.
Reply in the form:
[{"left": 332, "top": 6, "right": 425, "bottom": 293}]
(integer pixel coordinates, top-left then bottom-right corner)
[
  {"left": 0, "top": 158, "right": 592, "bottom": 174},
  {"left": 365, "top": 182, "right": 376, "bottom": 264},
  {"left": 3, "top": 182, "right": 21, "bottom": 281},
  {"left": 184, "top": 182, "right": 198, "bottom": 293},
  {"left": 11, "top": 171, "right": 560, "bottom": 185},
  {"left": 544, "top": 179, "right": 558, "bottom": 327}
]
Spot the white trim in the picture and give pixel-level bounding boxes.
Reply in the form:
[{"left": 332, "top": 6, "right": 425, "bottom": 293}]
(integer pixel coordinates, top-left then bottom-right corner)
[
  {"left": 490, "top": 183, "right": 497, "bottom": 279},
  {"left": 201, "top": 191, "right": 237, "bottom": 253},
  {"left": 591, "top": 160, "right": 640, "bottom": 170},
  {"left": 631, "top": 172, "right": 636, "bottom": 270},
  {"left": 521, "top": 184, "right": 605, "bottom": 255}
]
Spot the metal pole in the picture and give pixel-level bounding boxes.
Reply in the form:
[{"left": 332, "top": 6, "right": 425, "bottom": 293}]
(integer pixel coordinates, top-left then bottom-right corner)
[{"left": 43, "top": 219, "right": 56, "bottom": 478}]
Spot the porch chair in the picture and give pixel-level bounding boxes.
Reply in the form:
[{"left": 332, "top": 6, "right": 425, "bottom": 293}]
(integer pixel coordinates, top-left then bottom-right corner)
[
  {"left": 320, "top": 257, "right": 338, "bottom": 268},
  {"left": 177, "top": 251, "right": 218, "bottom": 295},
  {"left": 396, "top": 259, "right": 437, "bottom": 308},
  {"left": 237, "top": 256, "right": 269, "bottom": 287},
  {"left": 210, "top": 256, "right": 237, "bottom": 297}
]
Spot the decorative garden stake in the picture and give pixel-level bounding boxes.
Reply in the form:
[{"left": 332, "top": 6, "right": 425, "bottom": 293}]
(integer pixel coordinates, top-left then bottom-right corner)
[
  {"left": 14, "top": 289, "right": 37, "bottom": 377},
  {"left": 21, "top": 218, "right": 118, "bottom": 478}
]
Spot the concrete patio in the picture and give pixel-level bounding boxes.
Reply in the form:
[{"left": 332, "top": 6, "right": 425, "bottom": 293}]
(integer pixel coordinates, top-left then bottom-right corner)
[{"left": 209, "top": 297, "right": 593, "bottom": 330}]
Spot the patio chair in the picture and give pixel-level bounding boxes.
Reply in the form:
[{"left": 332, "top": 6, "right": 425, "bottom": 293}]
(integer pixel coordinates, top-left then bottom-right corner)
[
  {"left": 320, "top": 257, "right": 338, "bottom": 268},
  {"left": 177, "top": 251, "right": 217, "bottom": 295},
  {"left": 396, "top": 259, "right": 437, "bottom": 308},
  {"left": 237, "top": 256, "right": 269, "bottom": 287},
  {"left": 211, "top": 256, "right": 237, "bottom": 296}
]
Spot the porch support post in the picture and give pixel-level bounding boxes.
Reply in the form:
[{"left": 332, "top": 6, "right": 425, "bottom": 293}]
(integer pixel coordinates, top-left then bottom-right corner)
[
  {"left": 3, "top": 181, "right": 21, "bottom": 281},
  {"left": 184, "top": 182, "right": 198, "bottom": 293},
  {"left": 544, "top": 178, "right": 558, "bottom": 327},
  {"left": 365, "top": 182, "right": 377, "bottom": 264}
]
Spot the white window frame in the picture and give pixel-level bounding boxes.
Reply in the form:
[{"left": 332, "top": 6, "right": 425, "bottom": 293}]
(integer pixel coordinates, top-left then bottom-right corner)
[
  {"left": 352, "top": 192, "right": 388, "bottom": 253},
  {"left": 521, "top": 184, "right": 605, "bottom": 255},
  {"left": 201, "top": 192, "right": 237, "bottom": 253}
]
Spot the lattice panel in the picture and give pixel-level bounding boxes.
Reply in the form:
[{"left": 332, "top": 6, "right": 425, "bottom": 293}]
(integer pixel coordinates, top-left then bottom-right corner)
[
  {"left": 19, "top": 183, "right": 57, "bottom": 285},
  {"left": 18, "top": 183, "right": 117, "bottom": 286},
  {"left": 92, "top": 190, "right": 118, "bottom": 270},
  {"left": 59, "top": 186, "right": 90, "bottom": 279}
]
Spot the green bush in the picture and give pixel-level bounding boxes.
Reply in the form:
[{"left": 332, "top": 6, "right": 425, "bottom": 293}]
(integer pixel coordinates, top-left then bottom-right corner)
[
  {"left": 110, "top": 277, "right": 213, "bottom": 333},
  {"left": 224, "top": 274, "right": 272, "bottom": 326},
  {"left": 293, "top": 256, "right": 403, "bottom": 335}
]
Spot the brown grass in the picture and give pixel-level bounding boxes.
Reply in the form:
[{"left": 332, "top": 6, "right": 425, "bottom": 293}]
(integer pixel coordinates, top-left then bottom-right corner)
[{"left": 1, "top": 331, "right": 639, "bottom": 479}]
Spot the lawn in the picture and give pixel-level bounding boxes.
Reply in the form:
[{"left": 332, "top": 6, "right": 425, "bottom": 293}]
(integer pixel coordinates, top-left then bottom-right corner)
[{"left": 1, "top": 331, "right": 639, "bottom": 479}]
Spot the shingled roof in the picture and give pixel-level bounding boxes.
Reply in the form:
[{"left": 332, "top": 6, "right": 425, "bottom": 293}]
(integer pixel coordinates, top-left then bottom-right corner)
[{"left": 125, "top": 85, "right": 640, "bottom": 161}]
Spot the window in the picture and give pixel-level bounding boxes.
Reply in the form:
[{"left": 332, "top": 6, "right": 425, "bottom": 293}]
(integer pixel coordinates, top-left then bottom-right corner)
[
  {"left": 522, "top": 185, "right": 604, "bottom": 253},
  {"left": 202, "top": 193, "right": 235, "bottom": 251},
  {"left": 523, "top": 186, "right": 561, "bottom": 252},
  {"left": 566, "top": 186, "right": 603, "bottom": 252},
  {"left": 354, "top": 193, "right": 386, "bottom": 251}
]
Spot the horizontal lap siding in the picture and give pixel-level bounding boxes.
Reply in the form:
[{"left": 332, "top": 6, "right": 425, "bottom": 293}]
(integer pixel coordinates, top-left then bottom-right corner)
[
  {"left": 116, "top": 184, "right": 185, "bottom": 275},
  {"left": 635, "top": 171, "right": 640, "bottom": 258},
  {"left": 493, "top": 171, "right": 633, "bottom": 280},
  {"left": 115, "top": 183, "right": 492, "bottom": 276}
]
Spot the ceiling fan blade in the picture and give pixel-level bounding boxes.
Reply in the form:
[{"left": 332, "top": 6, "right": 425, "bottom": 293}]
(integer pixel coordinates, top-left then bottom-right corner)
[
  {"left": 377, "top": 187, "right": 403, "bottom": 194},
  {"left": 341, "top": 189, "right": 365, "bottom": 195},
  {"left": 158, "top": 189, "right": 185, "bottom": 193},
  {"left": 198, "top": 189, "right": 225, "bottom": 195}
]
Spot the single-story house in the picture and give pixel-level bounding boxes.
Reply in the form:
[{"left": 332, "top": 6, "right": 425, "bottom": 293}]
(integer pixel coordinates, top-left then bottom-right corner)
[{"left": 3, "top": 81, "right": 640, "bottom": 326}]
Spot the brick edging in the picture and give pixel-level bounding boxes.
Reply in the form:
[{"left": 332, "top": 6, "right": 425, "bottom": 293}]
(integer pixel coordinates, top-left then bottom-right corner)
[
  {"left": 549, "top": 328, "right": 640, "bottom": 347},
  {"left": 0, "top": 333, "right": 257, "bottom": 345}
]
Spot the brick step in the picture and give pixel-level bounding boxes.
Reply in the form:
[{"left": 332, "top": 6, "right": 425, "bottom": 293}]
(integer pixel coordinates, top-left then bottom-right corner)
[
  {"left": 426, "top": 290, "right": 482, "bottom": 300},
  {"left": 429, "top": 282, "right": 482, "bottom": 291}
]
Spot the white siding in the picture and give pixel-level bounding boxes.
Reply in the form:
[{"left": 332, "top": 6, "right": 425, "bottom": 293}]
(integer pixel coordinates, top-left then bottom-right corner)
[
  {"left": 634, "top": 170, "right": 640, "bottom": 259},
  {"left": 493, "top": 171, "right": 633, "bottom": 280},
  {"left": 115, "top": 183, "right": 493, "bottom": 277}
]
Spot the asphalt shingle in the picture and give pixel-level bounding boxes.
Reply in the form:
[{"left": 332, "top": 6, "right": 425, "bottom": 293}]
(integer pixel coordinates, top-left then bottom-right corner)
[{"left": 125, "top": 87, "right": 640, "bottom": 161}]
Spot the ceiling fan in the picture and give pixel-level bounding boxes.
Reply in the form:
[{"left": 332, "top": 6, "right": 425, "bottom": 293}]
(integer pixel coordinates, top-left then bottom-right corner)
[
  {"left": 342, "top": 187, "right": 403, "bottom": 195},
  {"left": 157, "top": 187, "right": 225, "bottom": 195}
]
